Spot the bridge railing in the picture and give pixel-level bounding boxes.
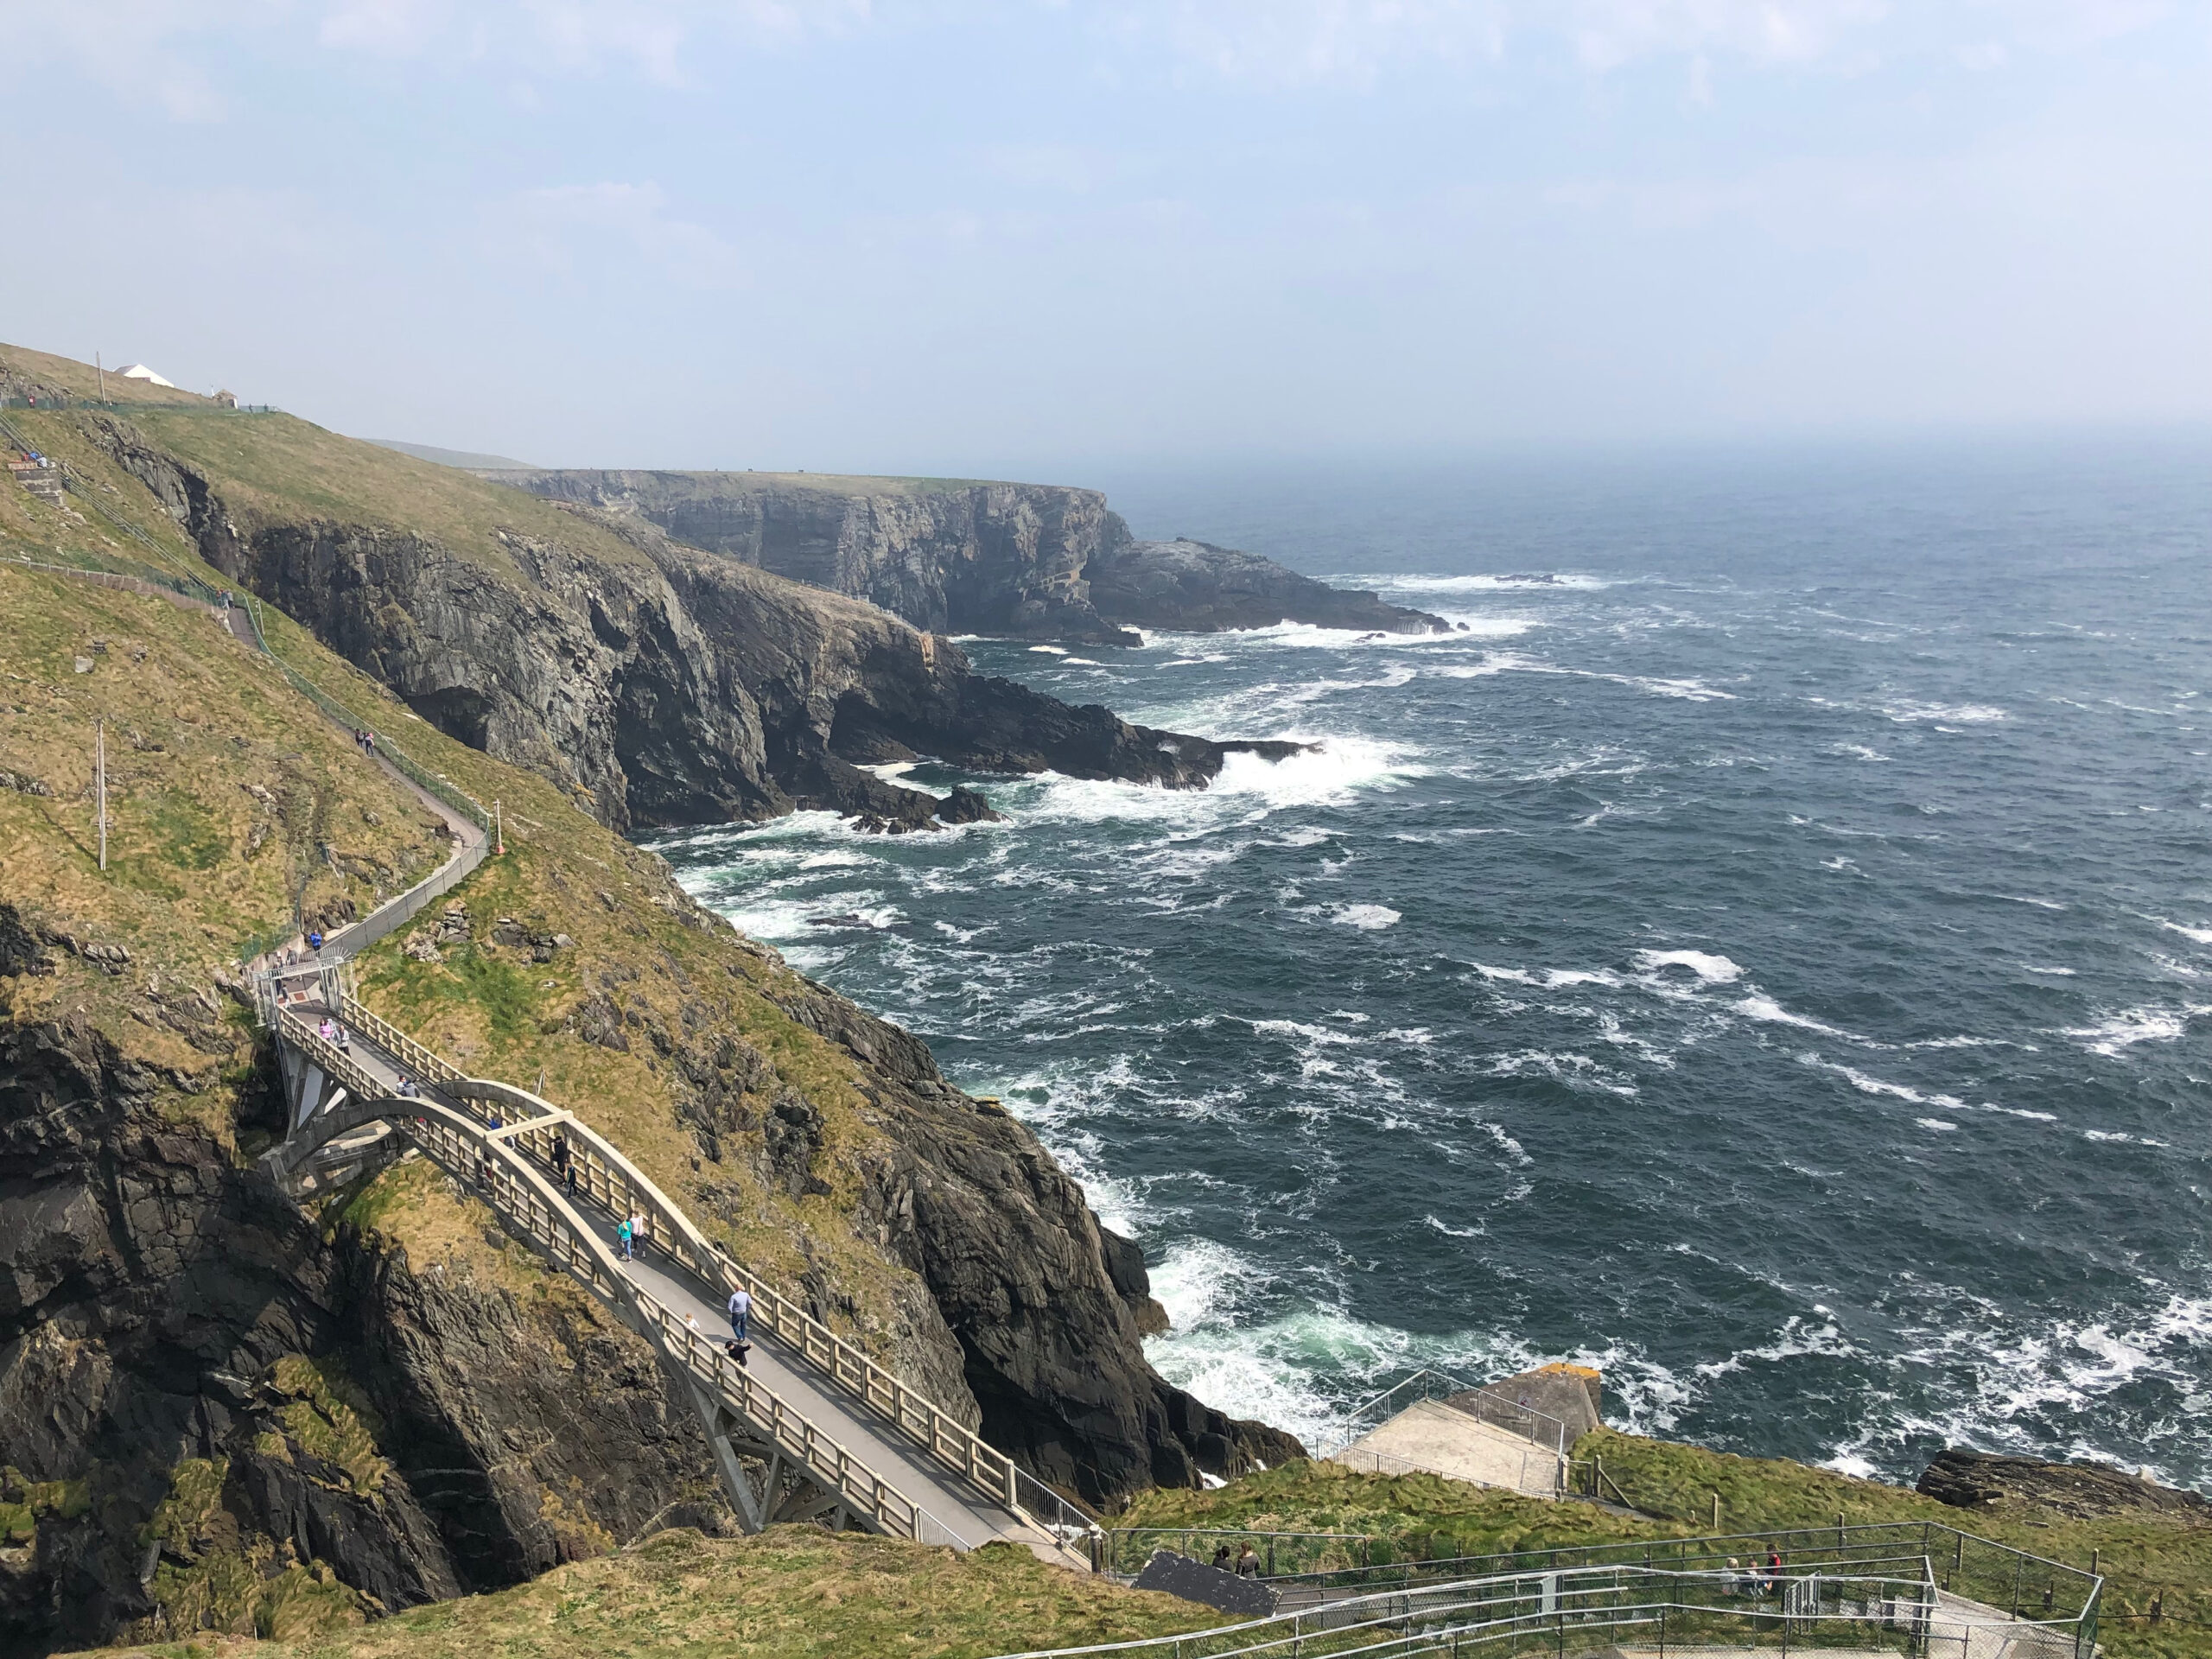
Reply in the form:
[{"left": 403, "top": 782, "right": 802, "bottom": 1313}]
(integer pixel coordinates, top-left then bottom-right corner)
[
  {"left": 275, "top": 1012, "right": 968, "bottom": 1548},
  {"left": 1253, "top": 1520, "right": 2102, "bottom": 1644},
  {"left": 330, "top": 992, "right": 1097, "bottom": 1552},
  {"left": 985, "top": 1559, "right": 2109, "bottom": 1659}
]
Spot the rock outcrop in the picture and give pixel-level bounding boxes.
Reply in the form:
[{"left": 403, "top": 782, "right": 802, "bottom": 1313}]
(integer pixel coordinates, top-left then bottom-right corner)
[
  {"left": 482, "top": 470, "right": 1447, "bottom": 641},
  {"left": 0, "top": 1014, "right": 726, "bottom": 1655},
  {"left": 487, "top": 470, "right": 1137, "bottom": 645},
  {"left": 1088, "top": 538, "right": 1446, "bottom": 635},
  {"left": 769, "top": 976, "right": 1302, "bottom": 1503},
  {"left": 1917, "top": 1447, "right": 2212, "bottom": 1521},
  {"left": 81, "top": 422, "right": 1298, "bottom": 836}
]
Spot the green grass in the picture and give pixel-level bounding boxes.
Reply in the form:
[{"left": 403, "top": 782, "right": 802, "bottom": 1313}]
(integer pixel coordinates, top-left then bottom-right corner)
[
  {"left": 1122, "top": 1436, "right": 2212, "bottom": 1659},
  {"left": 61, "top": 1527, "right": 1212, "bottom": 1659}
]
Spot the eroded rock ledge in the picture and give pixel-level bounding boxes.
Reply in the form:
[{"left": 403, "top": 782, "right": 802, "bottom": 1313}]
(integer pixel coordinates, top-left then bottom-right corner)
[
  {"left": 482, "top": 468, "right": 1448, "bottom": 643},
  {"left": 85, "top": 421, "right": 1301, "bottom": 835}
]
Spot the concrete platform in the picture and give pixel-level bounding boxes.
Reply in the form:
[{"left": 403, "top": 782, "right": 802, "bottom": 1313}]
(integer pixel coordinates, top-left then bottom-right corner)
[{"left": 1331, "top": 1397, "right": 1564, "bottom": 1496}]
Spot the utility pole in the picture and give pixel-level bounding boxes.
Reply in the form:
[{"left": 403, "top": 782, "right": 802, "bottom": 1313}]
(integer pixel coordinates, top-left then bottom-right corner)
[
  {"left": 96, "top": 718, "right": 107, "bottom": 871},
  {"left": 96, "top": 352, "right": 107, "bottom": 405},
  {"left": 493, "top": 799, "right": 505, "bottom": 855}
]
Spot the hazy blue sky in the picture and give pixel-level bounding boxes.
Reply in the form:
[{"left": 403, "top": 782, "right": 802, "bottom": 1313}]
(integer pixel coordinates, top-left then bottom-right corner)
[{"left": 5, "top": 3, "right": 2208, "bottom": 474}]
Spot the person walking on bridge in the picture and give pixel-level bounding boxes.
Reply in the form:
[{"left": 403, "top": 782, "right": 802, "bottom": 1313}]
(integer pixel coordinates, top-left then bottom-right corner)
[
  {"left": 550, "top": 1132, "right": 573, "bottom": 1192},
  {"left": 616, "top": 1215, "right": 633, "bottom": 1262},
  {"left": 728, "top": 1287, "right": 752, "bottom": 1344}
]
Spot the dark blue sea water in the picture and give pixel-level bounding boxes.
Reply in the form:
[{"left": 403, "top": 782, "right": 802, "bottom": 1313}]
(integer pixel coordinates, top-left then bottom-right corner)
[{"left": 652, "top": 436, "right": 2212, "bottom": 1489}]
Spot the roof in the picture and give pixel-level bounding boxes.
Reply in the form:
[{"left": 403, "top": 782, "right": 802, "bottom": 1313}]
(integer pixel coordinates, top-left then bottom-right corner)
[{"left": 117, "top": 364, "right": 175, "bottom": 387}]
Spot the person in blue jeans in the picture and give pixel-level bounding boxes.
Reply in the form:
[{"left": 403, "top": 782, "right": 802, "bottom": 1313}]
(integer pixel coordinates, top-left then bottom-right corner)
[
  {"left": 617, "top": 1217, "right": 633, "bottom": 1261},
  {"left": 728, "top": 1287, "right": 752, "bottom": 1342}
]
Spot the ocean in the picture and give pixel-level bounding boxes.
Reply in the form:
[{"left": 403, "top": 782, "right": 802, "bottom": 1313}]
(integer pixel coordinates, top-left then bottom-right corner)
[{"left": 650, "top": 435, "right": 2212, "bottom": 1491}]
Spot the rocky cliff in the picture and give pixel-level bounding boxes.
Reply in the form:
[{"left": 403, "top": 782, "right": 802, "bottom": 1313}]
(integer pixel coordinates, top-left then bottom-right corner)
[
  {"left": 79, "top": 423, "right": 1297, "bottom": 836},
  {"left": 0, "top": 481, "right": 1305, "bottom": 1655},
  {"left": 485, "top": 469, "right": 1447, "bottom": 642},
  {"left": 0, "top": 1008, "right": 728, "bottom": 1653}
]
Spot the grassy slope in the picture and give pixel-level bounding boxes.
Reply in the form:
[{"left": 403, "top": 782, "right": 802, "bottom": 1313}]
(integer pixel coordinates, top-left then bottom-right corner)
[
  {"left": 1122, "top": 1432, "right": 2212, "bottom": 1659},
  {"left": 0, "top": 565, "right": 450, "bottom": 1143},
  {"left": 2, "top": 343, "right": 1029, "bottom": 1360},
  {"left": 56, "top": 1528, "right": 1211, "bottom": 1659},
  {"left": 2, "top": 354, "right": 1019, "bottom": 1358},
  {"left": 0, "top": 355, "right": 1162, "bottom": 1643}
]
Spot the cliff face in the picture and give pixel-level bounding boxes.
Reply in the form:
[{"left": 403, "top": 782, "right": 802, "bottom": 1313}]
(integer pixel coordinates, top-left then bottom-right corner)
[
  {"left": 769, "top": 978, "right": 1302, "bottom": 1503},
  {"left": 486, "top": 470, "right": 1447, "bottom": 641},
  {"left": 1, "top": 382, "right": 1309, "bottom": 1650},
  {"left": 86, "top": 423, "right": 1294, "bottom": 836},
  {"left": 0, "top": 1014, "right": 726, "bottom": 1655},
  {"left": 489, "top": 470, "right": 1136, "bottom": 645}
]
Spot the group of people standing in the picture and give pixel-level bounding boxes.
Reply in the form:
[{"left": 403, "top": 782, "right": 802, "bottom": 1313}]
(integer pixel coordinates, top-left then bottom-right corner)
[
  {"left": 1725, "top": 1553, "right": 1789, "bottom": 1597},
  {"left": 1209, "top": 1543, "right": 1264, "bottom": 1579}
]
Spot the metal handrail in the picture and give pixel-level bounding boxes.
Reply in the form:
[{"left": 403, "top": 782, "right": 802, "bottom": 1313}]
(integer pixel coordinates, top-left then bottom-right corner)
[
  {"left": 1254, "top": 1521, "right": 2103, "bottom": 1624},
  {"left": 328, "top": 990, "right": 1096, "bottom": 1549},
  {"left": 989, "top": 1562, "right": 1961, "bottom": 1659},
  {"left": 276, "top": 1014, "right": 966, "bottom": 1546}
]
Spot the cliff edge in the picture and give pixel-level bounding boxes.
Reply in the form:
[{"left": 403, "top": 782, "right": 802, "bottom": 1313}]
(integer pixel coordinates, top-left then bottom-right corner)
[{"left": 481, "top": 469, "right": 1447, "bottom": 643}]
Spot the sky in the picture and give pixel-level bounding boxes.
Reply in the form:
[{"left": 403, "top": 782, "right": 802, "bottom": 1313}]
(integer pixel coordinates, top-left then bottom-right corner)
[{"left": 3, "top": 1, "right": 2209, "bottom": 475}]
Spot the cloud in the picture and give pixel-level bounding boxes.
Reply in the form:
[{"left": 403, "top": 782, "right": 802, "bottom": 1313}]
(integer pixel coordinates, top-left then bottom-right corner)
[
  {"left": 0, "top": 0, "right": 290, "bottom": 121},
  {"left": 494, "top": 181, "right": 747, "bottom": 289},
  {"left": 1090, "top": 0, "right": 2178, "bottom": 86},
  {"left": 319, "top": 0, "right": 871, "bottom": 76},
  {"left": 2, "top": 0, "right": 871, "bottom": 114}
]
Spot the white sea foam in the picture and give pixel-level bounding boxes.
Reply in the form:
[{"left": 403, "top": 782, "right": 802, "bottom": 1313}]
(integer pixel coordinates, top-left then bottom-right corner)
[
  {"left": 2062, "top": 1004, "right": 2211, "bottom": 1057},
  {"left": 1425, "top": 1215, "right": 1485, "bottom": 1238},
  {"left": 1733, "top": 994, "right": 1859, "bottom": 1039},
  {"left": 1694, "top": 1314, "right": 1859, "bottom": 1379},
  {"left": 1010, "top": 734, "right": 1417, "bottom": 827},
  {"left": 1332, "top": 904, "right": 1402, "bottom": 931},
  {"left": 1634, "top": 949, "right": 1744, "bottom": 984},
  {"left": 1883, "top": 701, "right": 2007, "bottom": 724},
  {"left": 2158, "top": 918, "right": 2212, "bottom": 945},
  {"left": 2022, "top": 964, "right": 2077, "bottom": 976},
  {"left": 1251, "top": 1018, "right": 1361, "bottom": 1046},
  {"left": 1916, "top": 1117, "right": 1962, "bottom": 1133},
  {"left": 1360, "top": 571, "right": 1611, "bottom": 593},
  {"left": 1429, "top": 650, "right": 1733, "bottom": 701},
  {"left": 1798, "top": 1053, "right": 1967, "bottom": 1109},
  {"left": 1484, "top": 1048, "right": 1638, "bottom": 1098}
]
